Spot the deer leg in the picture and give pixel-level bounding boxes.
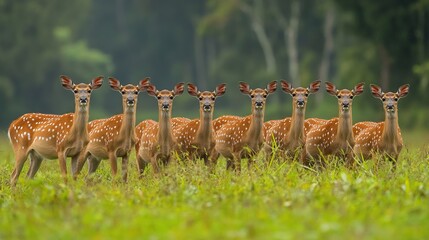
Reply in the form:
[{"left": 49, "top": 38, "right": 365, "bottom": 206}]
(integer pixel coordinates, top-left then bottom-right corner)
[
  {"left": 151, "top": 154, "right": 160, "bottom": 173},
  {"left": 58, "top": 151, "right": 68, "bottom": 183},
  {"left": 74, "top": 151, "right": 90, "bottom": 180},
  {"left": 10, "top": 151, "right": 28, "bottom": 186},
  {"left": 136, "top": 154, "right": 148, "bottom": 178},
  {"left": 27, "top": 151, "right": 43, "bottom": 179},
  {"left": 232, "top": 152, "right": 242, "bottom": 173},
  {"left": 109, "top": 153, "right": 118, "bottom": 178},
  {"left": 121, "top": 154, "right": 129, "bottom": 182},
  {"left": 87, "top": 155, "right": 101, "bottom": 175}
]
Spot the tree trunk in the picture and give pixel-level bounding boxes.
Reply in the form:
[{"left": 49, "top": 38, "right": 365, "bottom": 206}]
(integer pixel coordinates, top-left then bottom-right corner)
[
  {"left": 317, "top": 5, "right": 335, "bottom": 103},
  {"left": 241, "top": 0, "right": 277, "bottom": 75},
  {"left": 194, "top": 32, "right": 207, "bottom": 89},
  {"left": 379, "top": 44, "right": 391, "bottom": 90},
  {"left": 287, "top": 0, "right": 300, "bottom": 86}
]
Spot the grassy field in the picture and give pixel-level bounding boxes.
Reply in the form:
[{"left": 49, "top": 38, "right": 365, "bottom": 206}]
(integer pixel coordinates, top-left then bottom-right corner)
[{"left": 0, "top": 131, "right": 428, "bottom": 240}]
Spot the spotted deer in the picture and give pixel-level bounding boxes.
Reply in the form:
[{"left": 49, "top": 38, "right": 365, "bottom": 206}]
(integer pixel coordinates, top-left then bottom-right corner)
[
  {"left": 173, "top": 83, "right": 226, "bottom": 164},
  {"left": 74, "top": 77, "right": 150, "bottom": 181},
  {"left": 135, "top": 82, "right": 185, "bottom": 175},
  {"left": 303, "top": 82, "right": 364, "bottom": 166},
  {"left": 215, "top": 81, "right": 277, "bottom": 170},
  {"left": 353, "top": 84, "right": 409, "bottom": 166},
  {"left": 264, "top": 80, "right": 321, "bottom": 160},
  {"left": 8, "top": 75, "right": 103, "bottom": 185}
]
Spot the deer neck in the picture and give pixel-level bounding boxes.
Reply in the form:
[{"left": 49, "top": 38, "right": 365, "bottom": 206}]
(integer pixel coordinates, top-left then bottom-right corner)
[
  {"left": 336, "top": 109, "right": 354, "bottom": 143},
  {"left": 158, "top": 110, "right": 174, "bottom": 153},
  {"left": 247, "top": 108, "right": 265, "bottom": 143},
  {"left": 382, "top": 110, "right": 400, "bottom": 144},
  {"left": 196, "top": 110, "right": 214, "bottom": 147},
  {"left": 70, "top": 103, "right": 89, "bottom": 140},
  {"left": 287, "top": 105, "right": 305, "bottom": 141},
  {"left": 119, "top": 106, "right": 136, "bottom": 142}
]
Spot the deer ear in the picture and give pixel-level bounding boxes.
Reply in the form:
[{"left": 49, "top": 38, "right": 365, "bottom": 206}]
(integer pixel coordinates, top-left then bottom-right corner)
[
  {"left": 325, "top": 82, "right": 337, "bottom": 96},
  {"left": 139, "top": 77, "right": 151, "bottom": 91},
  {"left": 109, "top": 77, "right": 122, "bottom": 91},
  {"left": 187, "top": 83, "right": 199, "bottom": 97},
  {"left": 280, "top": 80, "right": 293, "bottom": 94},
  {"left": 308, "top": 80, "right": 321, "bottom": 93},
  {"left": 173, "top": 82, "right": 185, "bottom": 95},
  {"left": 266, "top": 80, "right": 277, "bottom": 94},
  {"left": 146, "top": 84, "right": 157, "bottom": 96},
  {"left": 90, "top": 76, "right": 104, "bottom": 90},
  {"left": 397, "top": 84, "right": 409, "bottom": 98},
  {"left": 353, "top": 82, "right": 365, "bottom": 96},
  {"left": 60, "top": 75, "right": 74, "bottom": 90},
  {"left": 239, "top": 82, "right": 251, "bottom": 95},
  {"left": 370, "top": 84, "right": 383, "bottom": 99},
  {"left": 215, "top": 83, "right": 226, "bottom": 97}
]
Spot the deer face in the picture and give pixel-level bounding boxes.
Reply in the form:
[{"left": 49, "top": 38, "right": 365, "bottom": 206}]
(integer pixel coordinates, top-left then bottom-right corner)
[
  {"left": 188, "top": 83, "right": 226, "bottom": 113},
  {"left": 240, "top": 81, "right": 277, "bottom": 111},
  {"left": 147, "top": 82, "right": 185, "bottom": 112},
  {"left": 61, "top": 75, "right": 103, "bottom": 109},
  {"left": 109, "top": 77, "right": 150, "bottom": 110},
  {"left": 370, "top": 84, "right": 409, "bottom": 116},
  {"left": 281, "top": 80, "right": 321, "bottom": 109},
  {"left": 326, "top": 82, "right": 364, "bottom": 113}
]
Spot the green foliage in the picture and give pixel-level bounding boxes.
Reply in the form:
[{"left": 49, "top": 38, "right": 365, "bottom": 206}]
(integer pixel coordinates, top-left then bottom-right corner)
[{"left": 1, "top": 135, "right": 429, "bottom": 239}]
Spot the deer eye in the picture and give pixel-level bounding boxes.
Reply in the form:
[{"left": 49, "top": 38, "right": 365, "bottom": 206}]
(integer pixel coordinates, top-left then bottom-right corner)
[
  {"left": 337, "top": 95, "right": 341, "bottom": 99},
  {"left": 292, "top": 93, "right": 296, "bottom": 97},
  {"left": 199, "top": 97, "right": 203, "bottom": 101},
  {"left": 211, "top": 97, "right": 215, "bottom": 101},
  {"left": 121, "top": 91, "right": 126, "bottom": 95},
  {"left": 350, "top": 96, "right": 354, "bottom": 99},
  {"left": 157, "top": 96, "right": 161, "bottom": 100},
  {"left": 169, "top": 96, "right": 174, "bottom": 100},
  {"left": 305, "top": 93, "right": 309, "bottom": 97},
  {"left": 251, "top": 95, "right": 255, "bottom": 98},
  {"left": 382, "top": 98, "right": 386, "bottom": 102},
  {"left": 263, "top": 95, "right": 267, "bottom": 98},
  {"left": 134, "top": 91, "right": 139, "bottom": 95},
  {"left": 87, "top": 90, "right": 92, "bottom": 93},
  {"left": 74, "top": 90, "right": 78, "bottom": 93},
  {"left": 394, "top": 98, "right": 398, "bottom": 101}
]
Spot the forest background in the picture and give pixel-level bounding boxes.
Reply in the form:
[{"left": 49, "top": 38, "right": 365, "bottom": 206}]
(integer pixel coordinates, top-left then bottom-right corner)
[{"left": 1, "top": 0, "right": 428, "bottom": 132}]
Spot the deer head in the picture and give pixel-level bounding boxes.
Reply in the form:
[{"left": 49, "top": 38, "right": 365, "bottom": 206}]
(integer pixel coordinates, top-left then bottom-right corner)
[
  {"left": 370, "top": 84, "right": 409, "bottom": 117},
  {"left": 61, "top": 75, "right": 104, "bottom": 111},
  {"left": 281, "top": 80, "right": 321, "bottom": 109},
  {"left": 326, "top": 82, "right": 364, "bottom": 114},
  {"left": 147, "top": 82, "right": 185, "bottom": 113},
  {"left": 109, "top": 77, "right": 150, "bottom": 112},
  {"left": 188, "top": 83, "right": 226, "bottom": 114},
  {"left": 239, "top": 81, "right": 277, "bottom": 112}
]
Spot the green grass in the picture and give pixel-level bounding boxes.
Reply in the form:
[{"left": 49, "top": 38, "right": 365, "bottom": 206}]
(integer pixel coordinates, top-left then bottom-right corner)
[{"left": 1, "top": 131, "right": 429, "bottom": 240}]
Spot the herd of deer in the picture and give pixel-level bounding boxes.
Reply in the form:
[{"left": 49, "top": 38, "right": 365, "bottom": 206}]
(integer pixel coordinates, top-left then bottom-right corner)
[{"left": 8, "top": 76, "right": 410, "bottom": 186}]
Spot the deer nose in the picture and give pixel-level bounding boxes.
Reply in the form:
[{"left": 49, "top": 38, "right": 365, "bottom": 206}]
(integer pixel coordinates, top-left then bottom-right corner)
[
  {"left": 255, "top": 101, "right": 263, "bottom": 108},
  {"left": 203, "top": 104, "right": 212, "bottom": 112},
  {"left": 342, "top": 102, "right": 350, "bottom": 109},
  {"left": 297, "top": 100, "right": 305, "bottom": 107},
  {"left": 79, "top": 97, "right": 88, "bottom": 105},
  {"left": 386, "top": 104, "right": 394, "bottom": 111},
  {"left": 127, "top": 97, "right": 135, "bottom": 106},
  {"left": 162, "top": 103, "right": 170, "bottom": 110}
]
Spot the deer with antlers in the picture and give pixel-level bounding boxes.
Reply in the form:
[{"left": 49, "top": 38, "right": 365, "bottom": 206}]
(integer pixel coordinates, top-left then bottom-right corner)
[
  {"left": 353, "top": 84, "right": 409, "bottom": 166},
  {"left": 214, "top": 81, "right": 277, "bottom": 170},
  {"left": 302, "top": 82, "right": 364, "bottom": 166},
  {"left": 264, "top": 80, "right": 321, "bottom": 160},
  {"left": 172, "top": 83, "right": 226, "bottom": 164},
  {"left": 74, "top": 77, "right": 150, "bottom": 181},
  {"left": 135, "top": 82, "right": 185, "bottom": 176},
  {"left": 8, "top": 76, "right": 103, "bottom": 185}
]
